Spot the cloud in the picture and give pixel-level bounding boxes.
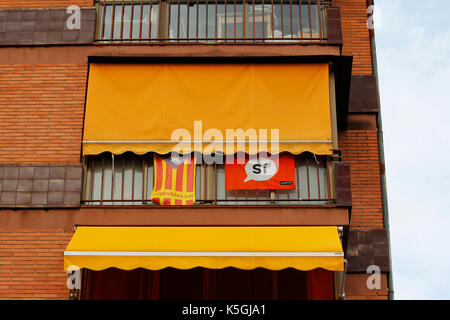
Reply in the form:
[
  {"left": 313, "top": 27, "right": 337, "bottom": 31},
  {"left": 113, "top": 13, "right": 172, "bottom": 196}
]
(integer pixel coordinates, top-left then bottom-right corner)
[{"left": 375, "top": 0, "right": 450, "bottom": 299}]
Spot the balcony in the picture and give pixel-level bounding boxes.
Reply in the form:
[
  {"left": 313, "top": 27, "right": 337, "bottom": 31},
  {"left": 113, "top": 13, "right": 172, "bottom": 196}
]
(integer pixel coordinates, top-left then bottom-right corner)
[
  {"left": 81, "top": 152, "right": 345, "bottom": 207},
  {"left": 94, "top": 0, "right": 337, "bottom": 44}
]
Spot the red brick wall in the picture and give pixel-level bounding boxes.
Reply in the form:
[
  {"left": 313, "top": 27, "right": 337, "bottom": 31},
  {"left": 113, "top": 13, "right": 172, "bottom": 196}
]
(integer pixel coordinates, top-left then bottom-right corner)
[
  {"left": 338, "top": 129, "right": 383, "bottom": 229},
  {"left": 0, "top": 1, "right": 94, "bottom": 8},
  {"left": 334, "top": 0, "right": 373, "bottom": 75},
  {"left": 0, "top": 64, "right": 88, "bottom": 164},
  {"left": 0, "top": 229, "right": 71, "bottom": 299},
  {"left": 333, "top": 0, "right": 386, "bottom": 299}
]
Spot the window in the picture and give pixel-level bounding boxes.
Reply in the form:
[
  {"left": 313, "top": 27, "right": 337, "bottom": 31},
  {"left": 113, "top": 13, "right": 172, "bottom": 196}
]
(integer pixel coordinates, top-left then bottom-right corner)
[
  {"left": 84, "top": 152, "right": 148, "bottom": 205},
  {"left": 82, "top": 152, "right": 331, "bottom": 206},
  {"left": 95, "top": 0, "right": 328, "bottom": 42}
]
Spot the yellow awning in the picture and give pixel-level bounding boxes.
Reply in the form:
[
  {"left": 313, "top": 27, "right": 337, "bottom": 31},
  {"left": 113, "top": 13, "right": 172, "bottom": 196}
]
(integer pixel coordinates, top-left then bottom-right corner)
[
  {"left": 64, "top": 226, "right": 344, "bottom": 271},
  {"left": 83, "top": 63, "right": 333, "bottom": 156}
]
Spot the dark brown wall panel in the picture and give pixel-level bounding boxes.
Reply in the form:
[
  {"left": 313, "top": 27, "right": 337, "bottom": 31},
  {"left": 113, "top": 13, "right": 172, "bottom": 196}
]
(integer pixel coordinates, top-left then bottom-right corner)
[
  {"left": 346, "top": 229, "right": 390, "bottom": 272},
  {"left": 0, "top": 164, "right": 82, "bottom": 208},
  {"left": 349, "top": 75, "right": 379, "bottom": 113},
  {"left": 335, "top": 161, "right": 352, "bottom": 207},
  {"left": 327, "top": 6, "right": 343, "bottom": 45},
  {"left": 0, "top": 8, "right": 96, "bottom": 45}
]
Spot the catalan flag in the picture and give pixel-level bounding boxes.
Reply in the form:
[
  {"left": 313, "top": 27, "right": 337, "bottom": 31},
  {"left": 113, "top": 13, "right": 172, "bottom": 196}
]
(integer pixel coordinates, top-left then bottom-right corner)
[{"left": 151, "top": 154, "right": 196, "bottom": 205}]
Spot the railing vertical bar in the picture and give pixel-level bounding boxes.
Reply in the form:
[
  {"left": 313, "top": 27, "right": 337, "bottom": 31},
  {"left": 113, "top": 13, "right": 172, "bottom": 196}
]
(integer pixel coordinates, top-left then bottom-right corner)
[
  {"left": 111, "top": 154, "right": 114, "bottom": 202},
  {"left": 203, "top": 163, "right": 207, "bottom": 201},
  {"left": 214, "top": 0, "right": 218, "bottom": 40},
  {"left": 139, "top": 0, "right": 144, "bottom": 40},
  {"left": 149, "top": 154, "right": 154, "bottom": 201},
  {"left": 121, "top": 157, "right": 125, "bottom": 201},
  {"left": 142, "top": 157, "right": 146, "bottom": 202},
  {"left": 177, "top": 0, "right": 181, "bottom": 39},
  {"left": 100, "top": 154, "right": 105, "bottom": 205},
  {"left": 224, "top": 0, "right": 227, "bottom": 39},
  {"left": 206, "top": 0, "right": 209, "bottom": 41},
  {"left": 308, "top": 0, "right": 312, "bottom": 39},
  {"left": 299, "top": 0, "right": 303, "bottom": 39},
  {"left": 130, "top": 0, "right": 135, "bottom": 40},
  {"left": 234, "top": 0, "right": 236, "bottom": 40},
  {"left": 296, "top": 157, "right": 301, "bottom": 200},
  {"left": 242, "top": 0, "right": 245, "bottom": 38},
  {"left": 186, "top": 0, "right": 190, "bottom": 41},
  {"left": 224, "top": 165, "right": 228, "bottom": 202},
  {"left": 252, "top": 0, "right": 255, "bottom": 40},
  {"left": 214, "top": 161, "right": 217, "bottom": 205},
  {"left": 196, "top": 0, "right": 199, "bottom": 40},
  {"left": 149, "top": 0, "right": 153, "bottom": 40},
  {"left": 262, "top": 0, "right": 265, "bottom": 40},
  {"left": 280, "top": 0, "right": 284, "bottom": 38},
  {"left": 316, "top": 157, "right": 321, "bottom": 199},
  {"left": 306, "top": 157, "right": 311, "bottom": 200},
  {"left": 111, "top": 0, "right": 116, "bottom": 40},
  {"left": 271, "top": 0, "right": 274, "bottom": 39},
  {"left": 101, "top": 0, "right": 107, "bottom": 39},
  {"left": 317, "top": 0, "right": 322, "bottom": 41},
  {"left": 326, "top": 157, "right": 331, "bottom": 205},
  {"left": 289, "top": 0, "right": 293, "bottom": 38},
  {"left": 89, "top": 157, "right": 94, "bottom": 202},
  {"left": 120, "top": 0, "right": 125, "bottom": 41},
  {"left": 131, "top": 156, "right": 135, "bottom": 201}
]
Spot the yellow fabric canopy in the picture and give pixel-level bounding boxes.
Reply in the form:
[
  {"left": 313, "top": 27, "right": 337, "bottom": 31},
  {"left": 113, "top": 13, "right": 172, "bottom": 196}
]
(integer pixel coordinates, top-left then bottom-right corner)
[
  {"left": 83, "top": 63, "right": 332, "bottom": 156},
  {"left": 64, "top": 226, "right": 344, "bottom": 271}
]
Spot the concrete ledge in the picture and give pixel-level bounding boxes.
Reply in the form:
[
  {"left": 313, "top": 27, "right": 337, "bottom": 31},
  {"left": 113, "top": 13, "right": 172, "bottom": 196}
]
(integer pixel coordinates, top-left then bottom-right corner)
[{"left": 0, "top": 206, "right": 350, "bottom": 231}]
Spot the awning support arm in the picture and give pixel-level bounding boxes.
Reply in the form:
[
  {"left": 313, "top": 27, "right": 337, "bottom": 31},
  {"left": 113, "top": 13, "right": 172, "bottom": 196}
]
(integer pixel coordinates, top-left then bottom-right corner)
[{"left": 339, "top": 259, "right": 348, "bottom": 300}]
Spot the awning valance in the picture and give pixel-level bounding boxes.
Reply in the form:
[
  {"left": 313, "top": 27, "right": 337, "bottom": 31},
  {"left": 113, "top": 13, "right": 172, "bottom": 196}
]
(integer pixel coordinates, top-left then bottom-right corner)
[
  {"left": 64, "top": 226, "right": 344, "bottom": 271},
  {"left": 83, "top": 63, "right": 333, "bottom": 156}
]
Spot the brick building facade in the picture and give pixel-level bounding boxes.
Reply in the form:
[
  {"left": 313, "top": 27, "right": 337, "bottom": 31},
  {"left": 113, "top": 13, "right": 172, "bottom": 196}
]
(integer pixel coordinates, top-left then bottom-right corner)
[{"left": 0, "top": 0, "right": 392, "bottom": 300}]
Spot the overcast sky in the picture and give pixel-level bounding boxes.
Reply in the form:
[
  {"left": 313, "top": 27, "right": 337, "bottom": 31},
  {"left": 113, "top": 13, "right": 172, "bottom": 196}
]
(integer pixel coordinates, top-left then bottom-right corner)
[{"left": 374, "top": 0, "right": 450, "bottom": 300}]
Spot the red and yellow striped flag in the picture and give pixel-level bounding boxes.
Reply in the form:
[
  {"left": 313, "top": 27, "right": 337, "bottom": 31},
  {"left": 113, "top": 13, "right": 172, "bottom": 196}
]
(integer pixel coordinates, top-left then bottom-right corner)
[{"left": 151, "top": 154, "right": 196, "bottom": 205}]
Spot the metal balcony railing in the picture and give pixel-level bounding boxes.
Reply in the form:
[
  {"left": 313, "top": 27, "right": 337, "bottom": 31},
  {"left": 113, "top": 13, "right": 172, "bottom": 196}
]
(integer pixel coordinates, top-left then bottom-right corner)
[
  {"left": 94, "top": 0, "right": 331, "bottom": 43},
  {"left": 82, "top": 152, "right": 334, "bottom": 206}
]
